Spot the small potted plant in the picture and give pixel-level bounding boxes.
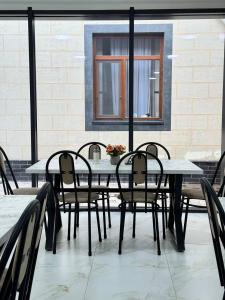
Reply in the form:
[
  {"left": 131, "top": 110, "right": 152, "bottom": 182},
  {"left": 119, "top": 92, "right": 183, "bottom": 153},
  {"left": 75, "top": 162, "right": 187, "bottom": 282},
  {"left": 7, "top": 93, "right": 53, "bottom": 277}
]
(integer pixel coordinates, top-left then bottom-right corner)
[{"left": 106, "top": 144, "right": 126, "bottom": 165}]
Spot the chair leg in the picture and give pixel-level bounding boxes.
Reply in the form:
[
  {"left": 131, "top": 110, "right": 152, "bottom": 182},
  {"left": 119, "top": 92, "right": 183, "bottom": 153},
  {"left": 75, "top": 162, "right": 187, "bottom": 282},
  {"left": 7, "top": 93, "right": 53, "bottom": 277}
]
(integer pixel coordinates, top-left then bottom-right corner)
[
  {"left": 165, "top": 193, "right": 168, "bottom": 228},
  {"left": 161, "top": 195, "right": 166, "bottom": 240},
  {"left": 118, "top": 203, "right": 126, "bottom": 255},
  {"left": 152, "top": 202, "right": 156, "bottom": 241},
  {"left": 73, "top": 204, "right": 77, "bottom": 239},
  {"left": 102, "top": 193, "right": 107, "bottom": 239},
  {"left": 132, "top": 202, "right": 136, "bottom": 238},
  {"left": 183, "top": 197, "right": 190, "bottom": 240},
  {"left": 154, "top": 205, "right": 161, "bottom": 255},
  {"left": 107, "top": 192, "right": 112, "bottom": 228},
  {"left": 95, "top": 201, "right": 102, "bottom": 242},
  {"left": 88, "top": 202, "right": 92, "bottom": 256},
  {"left": 223, "top": 289, "right": 225, "bottom": 300},
  {"left": 68, "top": 204, "right": 71, "bottom": 241},
  {"left": 53, "top": 214, "right": 57, "bottom": 254},
  {"left": 76, "top": 204, "right": 79, "bottom": 227}
]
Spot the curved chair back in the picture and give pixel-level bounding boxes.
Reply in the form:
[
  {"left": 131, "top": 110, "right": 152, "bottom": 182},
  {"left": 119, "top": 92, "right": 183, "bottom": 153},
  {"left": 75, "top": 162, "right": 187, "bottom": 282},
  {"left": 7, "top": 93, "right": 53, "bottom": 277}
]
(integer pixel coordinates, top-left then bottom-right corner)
[
  {"left": 0, "top": 146, "right": 18, "bottom": 195},
  {"left": 136, "top": 142, "right": 170, "bottom": 160},
  {"left": 77, "top": 142, "right": 106, "bottom": 160},
  {"left": 45, "top": 150, "right": 92, "bottom": 211},
  {"left": 201, "top": 177, "right": 225, "bottom": 290},
  {"left": 25, "top": 182, "right": 52, "bottom": 299},
  {"left": 0, "top": 200, "right": 40, "bottom": 300},
  {"left": 76, "top": 142, "right": 110, "bottom": 186},
  {"left": 116, "top": 150, "right": 163, "bottom": 211}
]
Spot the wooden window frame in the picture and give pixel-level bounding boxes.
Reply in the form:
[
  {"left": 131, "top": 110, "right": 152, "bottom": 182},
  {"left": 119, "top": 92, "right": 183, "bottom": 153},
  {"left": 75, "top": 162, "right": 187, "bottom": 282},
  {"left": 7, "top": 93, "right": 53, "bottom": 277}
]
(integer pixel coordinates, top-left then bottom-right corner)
[{"left": 93, "top": 33, "right": 164, "bottom": 121}]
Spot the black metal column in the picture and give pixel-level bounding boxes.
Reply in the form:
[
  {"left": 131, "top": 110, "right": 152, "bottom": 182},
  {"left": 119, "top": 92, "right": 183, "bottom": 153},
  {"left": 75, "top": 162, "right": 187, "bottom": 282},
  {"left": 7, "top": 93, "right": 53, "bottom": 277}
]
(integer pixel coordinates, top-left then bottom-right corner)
[
  {"left": 128, "top": 7, "right": 134, "bottom": 151},
  {"left": 221, "top": 39, "right": 225, "bottom": 153},
  {"left": 28, "top": 7, "right": 38, "bottom": 187}
]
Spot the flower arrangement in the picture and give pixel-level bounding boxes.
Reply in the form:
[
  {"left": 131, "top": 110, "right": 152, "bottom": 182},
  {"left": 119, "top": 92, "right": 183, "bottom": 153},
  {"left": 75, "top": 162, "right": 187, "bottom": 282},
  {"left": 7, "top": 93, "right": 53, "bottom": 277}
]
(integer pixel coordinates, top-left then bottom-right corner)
[{"left": 106, "top": 144, "right": 126, "bottom": 157}]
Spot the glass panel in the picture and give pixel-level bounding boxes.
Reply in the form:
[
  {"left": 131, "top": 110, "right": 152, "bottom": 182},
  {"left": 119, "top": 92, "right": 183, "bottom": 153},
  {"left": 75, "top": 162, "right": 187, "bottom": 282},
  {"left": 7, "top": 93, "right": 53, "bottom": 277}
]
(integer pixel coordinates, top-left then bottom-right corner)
[
  {"left": 134, "top": 36, "right": 160, "bottom": 56},
  {"left": 125, "top": 60, "right": 160, "bottom": 118},
  {"left": 0, "top": 20, "right": 31, "bottom": 187},
  {"left": 97, "top": 61, "right": 120, "bottom": 117},
  {"left": 95, "top": 35, "right": 160, "bottom": 56}
]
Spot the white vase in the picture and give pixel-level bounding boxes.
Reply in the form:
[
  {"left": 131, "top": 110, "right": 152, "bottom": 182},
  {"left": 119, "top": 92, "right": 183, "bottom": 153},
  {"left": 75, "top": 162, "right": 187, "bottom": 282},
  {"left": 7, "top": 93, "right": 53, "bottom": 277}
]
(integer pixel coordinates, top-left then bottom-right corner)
[{"left": 110, "top": 155, "right": 120, "bottom": 165}]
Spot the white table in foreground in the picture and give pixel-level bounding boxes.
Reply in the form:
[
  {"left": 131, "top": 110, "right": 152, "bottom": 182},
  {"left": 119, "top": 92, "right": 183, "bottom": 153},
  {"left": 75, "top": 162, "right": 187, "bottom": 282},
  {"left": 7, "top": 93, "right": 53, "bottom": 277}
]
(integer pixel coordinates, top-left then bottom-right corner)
[
  {"left": 219, "top": 198, "right": 225, "bottom": 210},
  {"left": 26, "top": 158, "right": 203, "bottom": 175},
  {"left": 0, "top": 195, "right": 35, "bottom": 248}
]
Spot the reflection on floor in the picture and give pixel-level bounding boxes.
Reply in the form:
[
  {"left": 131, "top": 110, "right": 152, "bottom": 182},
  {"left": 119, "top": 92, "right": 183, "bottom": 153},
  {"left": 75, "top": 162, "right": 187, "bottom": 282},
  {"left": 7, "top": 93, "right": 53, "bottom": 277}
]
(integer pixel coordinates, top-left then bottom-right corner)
[{"left": 30, "top": 211, "right": 223, "bottom": 300}]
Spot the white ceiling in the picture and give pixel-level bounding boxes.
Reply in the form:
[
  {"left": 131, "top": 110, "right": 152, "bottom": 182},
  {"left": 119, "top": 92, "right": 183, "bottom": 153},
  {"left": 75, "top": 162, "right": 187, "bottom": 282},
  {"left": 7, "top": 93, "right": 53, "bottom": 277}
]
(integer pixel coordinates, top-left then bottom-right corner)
[{"left": 0, "top": 0, "right": 225, "bottom": 10}]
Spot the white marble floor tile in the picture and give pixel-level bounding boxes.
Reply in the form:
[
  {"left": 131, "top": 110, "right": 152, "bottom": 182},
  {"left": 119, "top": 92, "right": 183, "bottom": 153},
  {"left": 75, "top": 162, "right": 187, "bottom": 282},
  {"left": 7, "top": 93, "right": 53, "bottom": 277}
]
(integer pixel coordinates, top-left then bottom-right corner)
[{"left": 3, "top": 207, "right": 221, "bottom": 300}]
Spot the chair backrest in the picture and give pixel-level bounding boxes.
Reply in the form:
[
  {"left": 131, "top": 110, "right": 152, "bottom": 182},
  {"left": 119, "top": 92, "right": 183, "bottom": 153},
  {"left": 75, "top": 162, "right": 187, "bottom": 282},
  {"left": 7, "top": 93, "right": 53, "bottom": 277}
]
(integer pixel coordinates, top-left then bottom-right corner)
[
  {"left": 211, "top": 151, "right": 225, "bottom": 195},
  {"left": 76, "top": 142, "right": 106, "bottom": 160},
  {"left": 200, "top": 177, "right": 225, "bottom": 288},
  {"left": 116, "top": 150, "right": 163, "bottom": 210},
  {"left": 23, "top": 182, "right": 52, "bottom": 300},
  {"left": 136, "top": 142, "right": 170, "bottom": 160},
  {"left": 0, "top": 146, "right": 18, "bottom": 195},
  {"left": 45, "top": 150, "right": 92, "bottom": 209},
  {"left": 0, "top": 199, "right": 40, "bottom": 300}
]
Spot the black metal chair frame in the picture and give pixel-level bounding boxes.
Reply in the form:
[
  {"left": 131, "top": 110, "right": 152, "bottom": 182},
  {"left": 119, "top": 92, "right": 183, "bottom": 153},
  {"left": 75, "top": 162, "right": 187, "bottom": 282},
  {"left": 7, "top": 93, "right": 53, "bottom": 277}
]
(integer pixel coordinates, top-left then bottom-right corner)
[
  {"left": 24, "top": 182, "right": 52, "bottom": 299},
  {"left": 116, "top": 150, "right": 163, "bottom": 255},
  {"left": 0, "top": 146, "right": 19, "bottom": 195},
  {"left": 200, "top": 177, "right": 225, "bottom": 300},
  {"left": 0, "top": 199, "right": 40, "bottom": 300},
  {"left": 77, "top": 142, "right": 111, "bottom": 239},
  {"left": 45, "top": 150, "right": 102, "bottom": 256},
  {"left": 183, "top": 151, "right": 225, "bottom": 238},
  {"left": 136, "top": 142, "right": 171, "bottom": 238}
]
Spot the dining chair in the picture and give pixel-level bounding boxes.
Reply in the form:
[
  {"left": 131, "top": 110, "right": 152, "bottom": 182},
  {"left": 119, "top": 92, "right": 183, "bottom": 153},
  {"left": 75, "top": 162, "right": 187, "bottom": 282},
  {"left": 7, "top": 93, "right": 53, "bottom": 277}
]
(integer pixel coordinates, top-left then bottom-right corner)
[
  {"left": 0, "top": 199, "right": 40, "bottom": 300},
  {"left": 24, "top": 182, "right": 53, "bottom": 299},
  {"left": 116, "top": 150, "right": 163, "bottom": 255},
  {"left": 182, "top": 151, "right": 225, "bottom": 238},
  {"left": 46, "top": 150, "right": 102, "bottom": 256},
  {"left": 77, "top": 142, "right": 111, "bottom": 239},
  {"left": 200, "top": 177, "right": 225, "bottom": 300},
  {"left": 0, "top": 146, "right": 39, "bottom": 196},
  {"left": 136, "top": 142, "right": 171, "bottom": 238}
]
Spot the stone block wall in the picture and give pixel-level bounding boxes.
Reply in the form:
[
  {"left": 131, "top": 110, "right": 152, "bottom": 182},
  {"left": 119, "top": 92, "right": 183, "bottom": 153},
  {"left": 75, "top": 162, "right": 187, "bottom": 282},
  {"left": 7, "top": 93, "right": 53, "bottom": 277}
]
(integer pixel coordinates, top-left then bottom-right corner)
[{"left": 0, "top": 19, "right": 224, "bottom": 162}]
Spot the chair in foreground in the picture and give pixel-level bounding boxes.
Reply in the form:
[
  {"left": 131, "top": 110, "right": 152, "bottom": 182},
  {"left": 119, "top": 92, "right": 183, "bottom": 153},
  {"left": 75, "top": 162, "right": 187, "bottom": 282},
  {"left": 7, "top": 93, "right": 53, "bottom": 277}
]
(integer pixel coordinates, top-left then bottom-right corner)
[
  {"left": 46, "top": 150, "right": 102, "bottom": 256},
  {"left": 25, "top": 182, "right": 52, "bottom": 299},
  {"left": 77, "top": 142, "right": 111, "bottom": 238},
  {"left": 0, "top": 200, "right": 40, "bottom": 300},
  {"left": 136, "top": 142, "right": 171, "bottom": 238},
  {"left": 116, "top": 150, "right": 163, "bottom": 255},
  {"left": 0, "top": 146, "right": 39, "bottom": 196},
  {"left": 200, "top": 177, "right": 225, "bottom": 300},
  {"left": 182, "top": 151, "right": 225, "bottom": 238}
]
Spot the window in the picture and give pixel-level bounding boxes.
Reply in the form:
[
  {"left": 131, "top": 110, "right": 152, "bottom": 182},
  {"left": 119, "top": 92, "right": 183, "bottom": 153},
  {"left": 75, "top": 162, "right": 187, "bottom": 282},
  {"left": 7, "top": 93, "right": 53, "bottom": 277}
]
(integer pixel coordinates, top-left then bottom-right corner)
[
  {"left": 85, "top": 24, "right": 172, "bottom": 131},
  {"left": 93, "top": 34, "right": 163, "bottom": 121}
]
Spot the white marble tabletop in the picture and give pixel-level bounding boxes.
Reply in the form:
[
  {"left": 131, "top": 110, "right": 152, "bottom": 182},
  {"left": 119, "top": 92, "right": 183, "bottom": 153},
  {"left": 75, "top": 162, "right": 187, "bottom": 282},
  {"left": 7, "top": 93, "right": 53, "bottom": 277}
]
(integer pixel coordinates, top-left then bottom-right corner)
[
  {"left": 0, "top": 195, "right": 36, "bottom": 247},
  {"left": 218, "top": 197, "right": 225, "bottom": 210},
  {"left": 26, "top": 158, "right": 203, "bottom": 175}
]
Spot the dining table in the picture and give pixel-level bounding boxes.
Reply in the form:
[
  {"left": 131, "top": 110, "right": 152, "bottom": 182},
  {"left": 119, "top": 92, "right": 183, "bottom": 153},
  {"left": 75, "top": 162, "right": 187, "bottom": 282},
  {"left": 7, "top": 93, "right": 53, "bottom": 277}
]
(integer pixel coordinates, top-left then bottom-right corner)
[{"left": 26, "top": 158, "right": 204, "bottom": 252}]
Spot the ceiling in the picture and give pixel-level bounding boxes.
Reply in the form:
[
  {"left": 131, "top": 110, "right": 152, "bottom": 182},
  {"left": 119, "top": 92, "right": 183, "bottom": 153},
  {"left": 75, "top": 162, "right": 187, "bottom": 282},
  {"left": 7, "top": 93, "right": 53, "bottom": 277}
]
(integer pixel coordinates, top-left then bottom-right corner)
[{"left": 0, "top": 0, "right": 225, "bottom": 10}]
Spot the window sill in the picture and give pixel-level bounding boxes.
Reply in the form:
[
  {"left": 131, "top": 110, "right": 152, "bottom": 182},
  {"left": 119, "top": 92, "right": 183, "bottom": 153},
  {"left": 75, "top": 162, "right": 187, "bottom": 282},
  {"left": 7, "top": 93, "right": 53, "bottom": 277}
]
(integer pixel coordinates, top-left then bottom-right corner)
[{"left": 92, "top": 120, "right": 164, "bottom": 126}]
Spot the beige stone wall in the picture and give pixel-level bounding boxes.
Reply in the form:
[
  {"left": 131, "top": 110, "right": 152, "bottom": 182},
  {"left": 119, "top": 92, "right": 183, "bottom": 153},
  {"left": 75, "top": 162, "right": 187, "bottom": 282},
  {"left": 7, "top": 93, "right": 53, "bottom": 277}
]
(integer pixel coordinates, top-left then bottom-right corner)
[{"left": 0, "top": 19, "right": 224, "bottom": 160}]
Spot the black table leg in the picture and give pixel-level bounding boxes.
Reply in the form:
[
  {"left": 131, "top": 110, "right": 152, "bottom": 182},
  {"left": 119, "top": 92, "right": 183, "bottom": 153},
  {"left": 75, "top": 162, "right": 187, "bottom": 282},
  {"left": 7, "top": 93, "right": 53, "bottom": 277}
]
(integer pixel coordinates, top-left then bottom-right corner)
[
  {"left": 45, "top": 174, "right": 62, "bottom": 251},
  {"left": 168, "top": 174, "right": 185, "bottom": 252}
]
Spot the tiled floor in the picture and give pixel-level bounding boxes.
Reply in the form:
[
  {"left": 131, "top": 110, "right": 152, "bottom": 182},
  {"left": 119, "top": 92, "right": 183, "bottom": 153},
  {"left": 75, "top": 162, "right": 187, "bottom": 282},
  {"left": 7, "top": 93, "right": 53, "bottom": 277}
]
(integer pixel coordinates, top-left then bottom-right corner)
[{"left": 30, "top": 210, "right": 223, "bottom": 300}]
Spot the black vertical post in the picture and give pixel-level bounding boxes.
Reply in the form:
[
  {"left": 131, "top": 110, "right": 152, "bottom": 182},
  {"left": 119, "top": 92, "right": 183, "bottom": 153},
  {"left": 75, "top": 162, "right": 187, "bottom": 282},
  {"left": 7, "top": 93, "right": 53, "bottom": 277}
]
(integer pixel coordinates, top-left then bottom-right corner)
[
  {"left": 128, "top": 7, "right": 134, "bottom": 152},
  {"left": 221, "top": 39, "right": 225, "bottom": 179},
  {"left": 28, "top": 7, "right": 38, "bottom": 187}
]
